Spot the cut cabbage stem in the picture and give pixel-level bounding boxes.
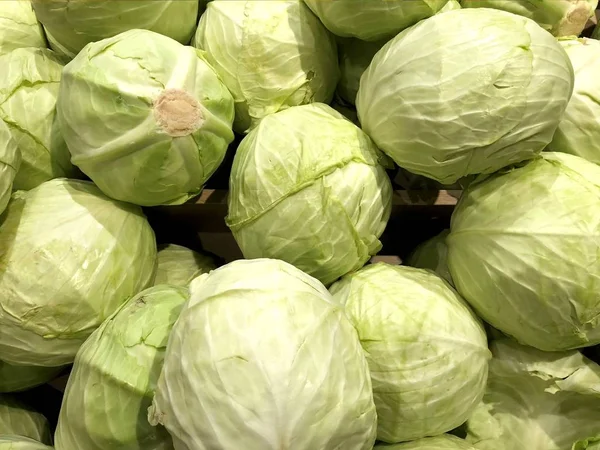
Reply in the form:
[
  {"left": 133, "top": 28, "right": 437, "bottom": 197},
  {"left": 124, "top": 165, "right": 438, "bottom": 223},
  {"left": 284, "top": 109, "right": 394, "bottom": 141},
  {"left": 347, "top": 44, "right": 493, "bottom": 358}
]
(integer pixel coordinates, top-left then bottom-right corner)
[{"left": 154, "top": 89, "right": 204, "bottom": 137}]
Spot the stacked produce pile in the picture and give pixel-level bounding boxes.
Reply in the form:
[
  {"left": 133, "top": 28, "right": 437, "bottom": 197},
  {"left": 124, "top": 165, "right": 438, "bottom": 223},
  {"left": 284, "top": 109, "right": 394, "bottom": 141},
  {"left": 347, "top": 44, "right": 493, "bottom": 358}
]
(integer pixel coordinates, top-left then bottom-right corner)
[{"left": 0, "top": 1, "right": 599, "bottom": 449}]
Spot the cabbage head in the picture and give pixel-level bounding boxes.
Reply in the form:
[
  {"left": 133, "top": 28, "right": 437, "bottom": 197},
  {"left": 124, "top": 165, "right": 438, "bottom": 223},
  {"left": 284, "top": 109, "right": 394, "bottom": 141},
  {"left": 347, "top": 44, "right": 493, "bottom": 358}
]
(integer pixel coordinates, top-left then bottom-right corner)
[
  {"left": 330, "top": 263, "right": 490, "bottom": 443},
  {"left": 31, "top": 0, "right": 198, "bottom": 60},
  {"left": 405, "top": 230, "right": 453, "bottom": 286},
  {"left": 57, "top": 29, "right": 235, "bottom": 206},
  {"left": 0, "top": 1, "right": 46, "bottom": 55},
  {"left": 0, "top": 436, "right": 52, "bottom": 450},
  {"left": 0, "top": 395, "right": 51, "bottom": 444},
  {"left": 0, "top": 119, "right": 20, "bottom": 215},
  {"left": 0, "top": 361, "right": 63, "bottom": 393},
  {"left": 0, "top": 179, "right": 157, "bottom": 367},
  {"left": 149, "top": 258, "right": 377, "bottom": 450},
  {"left": 0, "top": 48, "right": 77, "bottom": 191},
  {"left": 374, "top": 435, "right": 477, "bottom": 449},
  {"left": 55, "top": 285, "right": 188, "bottom": 450},
  {"left": 461, "top": 0, "right": 598, "bottom": 37},
  {"left": 303, "top": 0, "right": 449, "bottom": 41},
  {"left": 463, "top": 339, "right": 600, "bottom": 450},
  {"left": 193, "top": 1, "right": 339, "bottom": 133},
  {"left": 547, "top": 38, "right": 600, "bottom": 164},
  {"left": 447, "top": 152, "right": 600, "bottom": 351},
  {"left": 226, "top": 103, "right": 392, "bottom": 286},
  {"left": 357, "top": 8, "right": 574, "bottom": 185},
  {"left": 154, "top": 244, "right": 215, "bottom": 287}
]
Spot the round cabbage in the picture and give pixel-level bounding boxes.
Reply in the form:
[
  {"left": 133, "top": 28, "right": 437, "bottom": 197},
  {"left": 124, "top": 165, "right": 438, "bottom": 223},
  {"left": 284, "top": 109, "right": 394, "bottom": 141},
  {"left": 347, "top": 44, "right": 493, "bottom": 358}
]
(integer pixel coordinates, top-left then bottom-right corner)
[
  {"left": 303, "top": 0, "right": 449, "bottom": 41},
  {"left": 55, "top": 285, "right": 188, "bottom": 450},
  {"left": 57, "top": 29, "right": 235, "bottom": 207},
  {"left": 154, "top": 244, "right": 215, "bottom": 287},
  {"left": 461, "top": 0, "right": 598, "bottom": 37},
  {"left": 0, "top": 119, "right": 20, "bottom": 215},
  {"left": 0, "top": 395, "right": 51, "bottom": 444},
  {"left": 0, "top": 48, "right": 77, "bottom": 191},
  {"left": 0, "top": 1, "right": 46, "bottom": 55},
  {"left": 226, "top": 103, "right": 392, "bottom": 286},
  {"left": 547, "top": 38, "right": 600, "bottom": 164},
  {"left": 357, "top": 8, "right": 574, "bottom": 185},
  {"left": 149, "top": 258, "right": 377, "bottom": 450},
  {"left": 31, "top": 0, "right": 199, "bottom": 60},
  {"left": 0, "top": 436, "right": 52, "bottom": 450},
  {"left": 193, "top": 1, "right": 339, "bottom": 133},
  {"left": 0, "top": 361, "right": 63, "bottom": 393},
  {"left": 0, "top": 179, "right": 157, "bottom": 367},
  {"left": 405, "top": 230, "right": 453, "bottom": 286},
  {"left": 374, "top": 435, "right": 477, "bottom": 449},
  {"left": 448, "top": 152, "right": 600, "bottom": 351},
  {"left": 330, "top": 263, "right": 490, "bottom": 443}
]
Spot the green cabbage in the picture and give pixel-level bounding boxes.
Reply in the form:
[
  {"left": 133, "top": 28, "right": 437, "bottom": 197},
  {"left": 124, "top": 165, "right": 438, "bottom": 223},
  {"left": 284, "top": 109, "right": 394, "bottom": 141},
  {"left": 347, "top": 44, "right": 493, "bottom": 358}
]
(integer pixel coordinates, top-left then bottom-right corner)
[
  {"left": 0, "top": 1, "right": 46, "bottom": 55},
  {"left": 574, "top": 437, "right": 600, "bottom": 450},
  {"left": 448, "top": 152, "right": 600, "bottom": 351},
  {"left": 154, "top": 244, "right": 216, "bottom": 287},
  {"left": 374, "top": 435, "right": 477, "bottom": 449},
  {"left": 0, "top": 48, "right": 77, "bottom": 191},
  {"left": 0, "top": 395, "right": 51, "bottom": 444},
  {"left": 0, "top": 119, "right": 20, "bottom": 215},
  {"left": 330, "top": 263, "right": 490, "bottom": 443},
  {"left": 0, "top": 436, "right": 52, "bottom": 450},
  {"left": 55, "top": 285, "right": 188, "bottom": 450},
  {"left": 193, "top": 1, "right": 339, "bottom": 133},
  {"left": 461, "top": 0, "right": 598, "bottom": 36},
  {"left": 0, "top": 179, "right": 157, "bottom": 367},
  {"left": 149, "top": 258, "right": 377, "bottom": 450},
  {"left": 0, "top": 361, "right": 63, "bottom": 393},
  {"left": 303, "top": 0, "right": 449, "bottom": 41},
  {"left": 357, "top": 8, "right": 574, "bottom": 184},
  {"left": 226, "top": 103, "right": 392, "bottom": 286},
  {"left": 547, "top": 38, "right": 600, "bottom": 164},
  {"left": 464, "top": 339, "right": 600, "bottom": 450},
  {"left": 57, "top": 29, "right": 235, "bottom": 207},
  {"left": 31, "top": 0, "right": 199, "bottom": 60},
  {"left": 405, "top": 230, "right": 453, "bottom": 286}
]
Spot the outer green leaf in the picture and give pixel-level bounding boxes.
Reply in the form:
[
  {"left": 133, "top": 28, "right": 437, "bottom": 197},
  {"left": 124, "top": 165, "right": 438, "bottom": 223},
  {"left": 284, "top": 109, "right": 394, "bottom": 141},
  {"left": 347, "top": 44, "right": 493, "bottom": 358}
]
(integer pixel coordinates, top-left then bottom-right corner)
[
  {"left": 330, "top": 263, "right": 490, "bottom": 443},
  {"left": 226, "top": 103, "right": 392, "bottom": 286},
  {"left": 193, "top": 1, "right": 339, "bottom": 133},
  {"left": 149, "top": 258, "right": 377, "bottom": 450},
  {"left": 593, "top": 23, "right": 600, "bottom": 39},
  {"left": 374, "top": 435, "right": 476, "bottom": 449},
  {"left": 465, "top": 339, "right": 600, "bottom": 450},
  {"left": 0, "top": 436, "right": 52, "bottom": 450},
  {"left": 0, "top": 179, "right": 157, "bottom": 367},
  {"left": 0, "top": 361, "right": 63, "bottom": 393},
  {"left": 573, "top": 436, "right": 600, "bottom": 449},
  {"left": 461, "top": 0, "right": 598, "bottom": 37},
  {"left": 357, "top": 8, "right": 574, "bottom": 184},
  {"left": 31, "top": 0, "right": 198, "bottom": 60},
  {"left": 547, "top": 38, "right": 600, "bottom": 164},
  {"left": 0, "top": 1, "right": 46, "bottom": 55},
  {"left": 447, "top": 152, "right": 600, "bottom": 351},
  {"left": 154, "top": 244, "right": 215, "bottom": 287},
  {"left": 57, "top": 29, "right": 235, "bottom": 207},
  {"left": 0, "top": 118, "right": 20, "bottom": 215},
  {"left": 55, "top": 285, "right": 188, "bottom": 450},
  {"left": 405, "top": 230, "right": 453, "bottom": 286},
  {"left": 0, "top": 48, "right": 77, "bottom": 190},
  {"left": 0, "top": 395, "right": 51, "bottom": 444},
  {"left": 303, "top": 0, "right": 449, "bottom": 41}
]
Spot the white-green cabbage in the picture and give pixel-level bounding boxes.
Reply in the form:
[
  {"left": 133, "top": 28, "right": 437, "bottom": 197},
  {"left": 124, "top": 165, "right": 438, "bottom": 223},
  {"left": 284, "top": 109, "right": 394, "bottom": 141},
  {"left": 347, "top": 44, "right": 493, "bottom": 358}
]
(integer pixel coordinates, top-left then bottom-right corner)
[
  {"left": 0, "top": 436, "right": 53, "bottom": 450},
  {"left": 547, "top": 38, "right": 600, "bottom": 164},
  {"left": 193, "top": 1, "right": 339, "bottom": 133},
  {"left": 0, "top": 395, "right": 51, "bottom": 444},
  {"left": 0, "top": 179, "right": 157, "bottom": 367},
  {"left": 0, "top": 48, "right": 77, "bottom": 191},
  {"left": 464, "top": 339, "right": 600, "bottom": 450},
  {"left": 357, "top": 8, "right": 574, "bottom": 185},
  {"left": 226, "top": 103, "right": 392, "bottom": 286},
  {"left": 374, "top": 435, "right": 477, "bottom": 449},
  {"left": 303, "top": 0, "right": 449, "bottom": 41},
  {"left": 57, "top": 29, "right": 235, "bottom": 207},
  {"left": 0, "top": 119, "right": 20, "bottom": 215},
  {"left": 0, "top": 361, "right": 63, "bottom": 393},
  {"left": 447, "top": 152, "right": 600, "bottom": 351},
  {"left": 461, "top": 0, "right": 598, "bottom": 36},
  {"left": 405, "top": 230, "right": 453, "bottom": 286},
  {"left": 0, "top": 1, "right": 46, "bottom": 55},
  {"left": 55, "top": 285, "right": 188, "bottom": 450},
  {"left": 154, "top": 244, "right": 215, "bottom": 287},
  {"left": 31, "top": 0, "right": 199, "bottom": 60},
  {"left": 330, "top": 263, "right": 490, "bottom": 443},
  {"left": 149, "top": 258, "right": 377, "bottom": 450}
]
